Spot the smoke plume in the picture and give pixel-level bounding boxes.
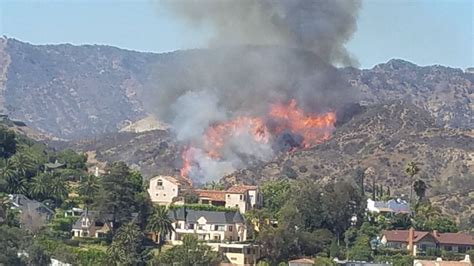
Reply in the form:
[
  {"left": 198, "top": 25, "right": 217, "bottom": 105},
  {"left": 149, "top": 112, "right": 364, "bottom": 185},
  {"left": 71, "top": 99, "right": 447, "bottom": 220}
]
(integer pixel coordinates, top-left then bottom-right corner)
[{"left": 144, "top": 0, "right": 362, "bottom": 183}]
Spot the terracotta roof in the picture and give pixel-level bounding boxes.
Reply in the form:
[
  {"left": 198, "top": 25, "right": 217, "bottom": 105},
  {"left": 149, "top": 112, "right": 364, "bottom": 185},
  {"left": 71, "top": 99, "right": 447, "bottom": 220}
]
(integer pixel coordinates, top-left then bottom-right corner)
[
  {"left": 195, "top": 190, "right": 226, "bottom": 201},
  {"left": 382, "top": 230, "right": 430, "bottom": 243},
  {"left": 434, "top": 232, "right": 474, "bottom": 246},
  {"left": 227, "top": 185, "right": 258, "bottom": 194},
  {"left": 383, "top": 230, "right": 474, "bottom": 246},
  {"left": 151, "top": 175, "right": 191, "bottom": 187}
]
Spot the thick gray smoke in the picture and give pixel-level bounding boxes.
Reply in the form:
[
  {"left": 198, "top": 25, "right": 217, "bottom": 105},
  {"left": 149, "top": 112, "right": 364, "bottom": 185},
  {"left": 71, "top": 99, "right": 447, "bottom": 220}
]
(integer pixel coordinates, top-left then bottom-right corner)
[
  {"left": 164, "top": 0, "right": 361, "bottom": 66},
  {"left": 145, "top": 0, "right": 361, "bottom": 184}
]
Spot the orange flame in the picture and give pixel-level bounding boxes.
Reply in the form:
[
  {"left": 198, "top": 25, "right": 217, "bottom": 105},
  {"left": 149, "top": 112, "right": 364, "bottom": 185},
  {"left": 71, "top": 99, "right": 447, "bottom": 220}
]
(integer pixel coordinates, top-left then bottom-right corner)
[
  {"left": 269, "top": 99, "right": 336, "bottom": 147},
  {"left": 180, "top": 99, "right": 336, "bottom": 177},
  {"left": 180, "top": 147, "right": 193, "bottom": 178}
]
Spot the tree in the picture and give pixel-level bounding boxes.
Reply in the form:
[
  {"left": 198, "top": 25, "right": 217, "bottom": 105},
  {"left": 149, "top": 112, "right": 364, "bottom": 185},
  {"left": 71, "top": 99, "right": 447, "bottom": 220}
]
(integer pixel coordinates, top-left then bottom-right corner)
[
  {"left": 10, "top": 151, "right": 36, "bottom": 178},
  {"left": 30, "top": 172, "right": 51, "bottom": 200},
  {"left": 0, "top": 225, "right": 24, "bottom": 265},
  {"left": 0, "top": 126, "right": 16, "bottom": 158},
  {"left": 203, "top": 180, "right": 225, "bottom": 190},
  {"left": 156, "top": 234, "right": 221, "bottom": 265},
  {"left": 106, "top": 222, "right": 145, "bottom": 265},
  {"left": 348, "top": 235, "right": 372, "bottom": 262},
  {"left": 6, "top": 173, "right": 27, "bottom": 195},
  {"left": 55, "top": 149, "right": 87, "bottom": 170},
  {"left": 78, "top": 175, "right": 100, "bottom": 214},
  {"left": 262, "top": 180, "right": 291, "bottom": 217},
  {"left": 49, "top": 175, "right": 68, "bottom": 206},
  {"left": 96, "top": 162, "right": 137, "bottom": 229},
  {"left": 413, "top": 179, "right": 427, "bottom": 202},
  {"left": 147, "top": 205, "right": 174, "bottom": 250},
  {"left": 0, "top": 159, "right": 16, "bottom": 191},
  {"left": 0, "top": 193, "right": 18, "bottom": 226},
  {"left": 405, "top": 162, "right": 420, "bottom": 204},
  {"left": 329, "top": 239, "right": 340, "bottom": 258}
]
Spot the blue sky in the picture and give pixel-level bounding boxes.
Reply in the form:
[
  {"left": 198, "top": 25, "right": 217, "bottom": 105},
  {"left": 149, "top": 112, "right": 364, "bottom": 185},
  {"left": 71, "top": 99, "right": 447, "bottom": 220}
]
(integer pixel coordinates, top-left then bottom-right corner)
[{"left": 1, "top": 0, "right": 472, "bottom": 69}]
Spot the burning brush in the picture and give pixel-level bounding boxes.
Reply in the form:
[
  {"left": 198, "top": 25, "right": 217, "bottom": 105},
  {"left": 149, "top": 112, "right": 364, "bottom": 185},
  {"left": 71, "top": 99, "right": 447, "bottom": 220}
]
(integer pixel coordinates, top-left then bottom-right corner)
[{"left": 180, "top": 99, "right": 336, "bottom": 183}]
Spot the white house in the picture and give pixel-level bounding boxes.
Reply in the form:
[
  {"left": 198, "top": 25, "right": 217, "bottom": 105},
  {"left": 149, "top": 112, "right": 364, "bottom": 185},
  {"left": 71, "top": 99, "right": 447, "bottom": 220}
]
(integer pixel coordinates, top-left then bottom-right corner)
[
  {"left": 367, "top": 198, "right": 411, "bottom": 214},
  {"left": 166, "top": 208, "right": 248, "bottom": 244},
  {"left": 147, "top": 175, "right": 191, "bottom": 206}
]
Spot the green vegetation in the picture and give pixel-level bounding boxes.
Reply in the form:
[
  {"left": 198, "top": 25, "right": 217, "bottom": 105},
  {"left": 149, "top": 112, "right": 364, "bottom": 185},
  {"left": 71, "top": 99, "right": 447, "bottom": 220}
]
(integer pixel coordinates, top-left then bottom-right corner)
[{"left": 154, "top": 234, "right": 221, "bottom": 265}]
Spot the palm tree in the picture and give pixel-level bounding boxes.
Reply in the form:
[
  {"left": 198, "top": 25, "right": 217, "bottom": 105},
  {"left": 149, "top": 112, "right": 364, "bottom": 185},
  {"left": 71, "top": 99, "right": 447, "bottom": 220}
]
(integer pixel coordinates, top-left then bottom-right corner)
[
  {"left": 78, "top": 175, "right": 100, "bottom": 214},
  {"left": 30, "top": 173, "right": 51, "bottom": 200},
  {"left": 11, "top": 152, "right": 35, "bottom": 178},
  {"left": 0, "top": 159, "right": 16, "bottom": 190},
  {"left": 107, "top": 222, "right": 144, "bottom": 264},
  {"left": 0, "top": 193, "right": 11, "bottom": 224},
  {"left": 49, "top": 175, "right": 68, "bottom": 206},
  {"left": 413, "top": 179, "right": 427, "bottom": 202},
  {"left": 147, "top": 206, "right": 175, "bottom": 250},
  {"left": 6, "top": 174, "right": 27, "bottom": 195},
  {"left": 405, "top": 162, "right": 420, "bottom": 204}
]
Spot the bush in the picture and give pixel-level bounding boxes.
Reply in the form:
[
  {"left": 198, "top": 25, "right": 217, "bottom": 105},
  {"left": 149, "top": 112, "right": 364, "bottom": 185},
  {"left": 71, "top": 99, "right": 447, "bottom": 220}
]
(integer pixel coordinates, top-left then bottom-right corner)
[
  {"left": 63, "top": 239, "right": 80, "bottom": 247},
  {"left": 375, "top": 254, "right": 413, "bottom": 266},
  {"left": 314, "top": 257, "right": 337, "bottom": 266}
]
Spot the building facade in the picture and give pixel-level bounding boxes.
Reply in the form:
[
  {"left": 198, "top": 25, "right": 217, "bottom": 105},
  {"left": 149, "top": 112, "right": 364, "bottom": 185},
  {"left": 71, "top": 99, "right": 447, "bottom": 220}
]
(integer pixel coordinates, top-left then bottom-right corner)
[
  {"left": 381, "top": 229, "right": 474, "bottom": 256},
  {"left": 166, "top": 208, "right": 248, "bottom": 244}
]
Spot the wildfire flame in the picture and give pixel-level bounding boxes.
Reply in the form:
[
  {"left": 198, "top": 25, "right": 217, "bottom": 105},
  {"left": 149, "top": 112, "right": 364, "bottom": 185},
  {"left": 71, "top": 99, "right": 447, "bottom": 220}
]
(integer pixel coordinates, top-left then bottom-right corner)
[{"left": 180, "top": 99, "right": 336, "bottom": 178}]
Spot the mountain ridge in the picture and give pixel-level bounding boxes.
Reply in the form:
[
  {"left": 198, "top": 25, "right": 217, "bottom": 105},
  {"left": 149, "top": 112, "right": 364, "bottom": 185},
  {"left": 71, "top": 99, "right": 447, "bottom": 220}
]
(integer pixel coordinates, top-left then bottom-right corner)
[{"left": 1, "top": 37, "right": 472, "bottom": 139}]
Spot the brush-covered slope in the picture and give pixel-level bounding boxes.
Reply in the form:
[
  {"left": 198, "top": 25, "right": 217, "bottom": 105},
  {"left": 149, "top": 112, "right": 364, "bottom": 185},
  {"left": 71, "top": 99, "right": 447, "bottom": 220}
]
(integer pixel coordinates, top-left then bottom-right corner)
[
  {"left": 1, "top": 38, "right": 472, "bottom": 139},
  {"left": 223, "top": 102, "right": 473, "bottom": 219}
]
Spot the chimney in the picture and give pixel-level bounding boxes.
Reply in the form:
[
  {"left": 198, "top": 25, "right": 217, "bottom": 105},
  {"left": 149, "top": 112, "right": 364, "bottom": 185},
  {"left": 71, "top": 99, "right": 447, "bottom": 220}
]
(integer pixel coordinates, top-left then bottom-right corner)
[
  {"left": 433, "top": 230, "right": 438, "bottom": 237},
  {"left": 408, "top": 227, "right": 415, "bottom": 256}
]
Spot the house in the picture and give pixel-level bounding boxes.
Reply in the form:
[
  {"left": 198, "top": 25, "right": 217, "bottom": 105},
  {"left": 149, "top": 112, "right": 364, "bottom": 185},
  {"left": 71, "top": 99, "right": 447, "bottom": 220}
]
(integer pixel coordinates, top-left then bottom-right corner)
[
  {"left": 195, "top": 185, "right": 262, "bottom": 214},
  {"left": 71, "top": 211, "right": 114, "bottom": 238},
  {"left": 414, "top": 255, "right": 472, "bottom": 266},
  {"left": 367, "top": 198, "right": 411, "bottom": 214},
  {"left": 381, "top": 229, "right": 474, "bottom": 256},
  {"left": 9, "top": 194, "right": 54, "bottom": 229},
  {"left": 209, "top": 242, "right": 261, "bottom": 265},
  {"left": 288, "top": 258, "right": 315, "bottom": 266},
  {"left": 225, "top": 185, "right": 262, "bottom": 214},
  {"left": 44, "top": 160, "right": 66, "bottom": 171},
  {"left": 166, "top": 208, "right": 248, "bottom": 244},
  {"left": 147, "top": 175, "right": 191, "bottom": 206},
  {"left": 147, "top": 176, "right": 263, "bottom": 214},
  {"left": 195, "top": 189, "right": 227, "bottom": 206},
  {"left": 65, "top": 207, "right": 83, "bottom": 217}
]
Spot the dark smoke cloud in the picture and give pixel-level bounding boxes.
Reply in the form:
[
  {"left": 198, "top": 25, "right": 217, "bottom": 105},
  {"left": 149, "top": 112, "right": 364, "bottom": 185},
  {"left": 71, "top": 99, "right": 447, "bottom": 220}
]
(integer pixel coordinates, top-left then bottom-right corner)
[
  {"left": 143, "top": 0, "right": 362, "bottom": 182},
  {"left": 163, "top": 0, "right": 361, "bottom": 66}
]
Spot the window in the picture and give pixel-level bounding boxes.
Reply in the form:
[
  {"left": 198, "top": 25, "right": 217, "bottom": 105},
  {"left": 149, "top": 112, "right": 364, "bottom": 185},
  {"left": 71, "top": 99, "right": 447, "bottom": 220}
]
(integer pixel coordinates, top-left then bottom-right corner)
[
  {"left": 175, "top": 223, "right": 181, "bottom": 229},
  {"left": 228, "top": 226, "right": 233, "bottom": 232},
  {"left": 188, "top": 224, "right": 195, "bottom": 229},
  {"left": 239, "top": 195, "right": 243, "bottom": 200},
  {"left": 444, "top": 245, "right": 452, "bottom": 251},
  {"left": 164, "top": 194, "right": 166, "bottom": 197},
  {"left": 227, "top": 194, "right": 230, "bottom": 198},
  {"left": 214, "top": 225, "right": 225, "bottom": 231},
  {"left": 197, "top": 224, "right": 205, "bottom": 230},
  {"left": 157, "top": 179, "right": 163, "bottom": 186}
]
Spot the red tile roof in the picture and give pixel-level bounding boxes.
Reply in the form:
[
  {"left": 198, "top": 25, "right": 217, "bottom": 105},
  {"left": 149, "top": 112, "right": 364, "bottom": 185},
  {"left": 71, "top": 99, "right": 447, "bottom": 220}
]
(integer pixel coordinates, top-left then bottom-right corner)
[
  {"left": 434, "top": 232, "right": 474, "bottom": 246},
  {"left": 383, "top": 230, "right": 474, "bottom": 246},
  {"left": 382, "top": 230, "right": 430, "bottom": 243},
  {"left": 195, "top": 190, "right": 226, "bottom": 201},
  {"left": 227, "top": 185, "right": 258, "bottom": 194}
]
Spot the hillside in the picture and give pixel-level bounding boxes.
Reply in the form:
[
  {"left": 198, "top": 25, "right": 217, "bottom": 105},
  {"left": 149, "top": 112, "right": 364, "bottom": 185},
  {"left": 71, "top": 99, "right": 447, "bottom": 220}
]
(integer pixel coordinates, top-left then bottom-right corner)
[
  {"left": 1, "top": 38, "right": 473, "bottom": 139},
  {"left": 222, "top": 102, "right": 473, "bottom": 221}
]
